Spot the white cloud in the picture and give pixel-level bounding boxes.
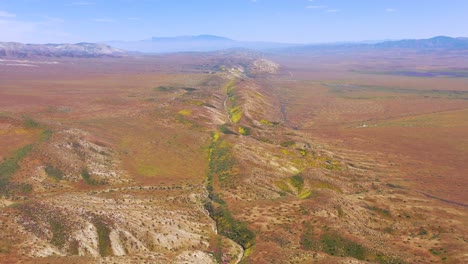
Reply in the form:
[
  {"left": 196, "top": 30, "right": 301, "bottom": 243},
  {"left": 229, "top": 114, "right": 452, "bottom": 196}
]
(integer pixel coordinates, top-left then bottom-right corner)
[
  {"left": 386, "top": 8, "right": 397, "bottom": 12},
  {"left": 306, "top": 5, "right": 327, "bottom": 9},
  {"left": 0, "top": 10, "right": 16, "bottom": 18}
]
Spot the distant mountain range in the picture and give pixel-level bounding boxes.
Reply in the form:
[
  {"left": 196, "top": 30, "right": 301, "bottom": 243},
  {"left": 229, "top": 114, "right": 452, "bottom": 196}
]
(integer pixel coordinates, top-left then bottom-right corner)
[
  {"left": 104, "top": 35, "right": 300, "bottom": 53},
  {"left": 0, "top": 42, "right": 126, "bottom": 58},
  {"left": 282, "top": 36, "right": 468, "bottom": 53},
  {"left": 1, "top": 36, "right": 467, "bottom": 58},
  {"left": 104, "top": 35, "right": 468, "bottom": 54},
  {"left": 373, "top": 36, "right": 468, "bottom": 49}
]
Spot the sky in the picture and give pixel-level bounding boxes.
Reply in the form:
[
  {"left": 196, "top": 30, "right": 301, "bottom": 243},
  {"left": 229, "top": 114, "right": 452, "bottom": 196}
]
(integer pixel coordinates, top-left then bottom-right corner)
[{"left": 0, "top": 0, "right": 467, "bottom": 44}]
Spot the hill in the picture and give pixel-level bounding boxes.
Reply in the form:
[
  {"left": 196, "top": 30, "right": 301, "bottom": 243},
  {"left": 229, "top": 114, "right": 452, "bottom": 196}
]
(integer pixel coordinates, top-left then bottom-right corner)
[
  {"left": 0, "top": 42, "right": 126, "bottom": 58},
  {"left": 283, "top": 36, "right": 468, "bottom": 54}
]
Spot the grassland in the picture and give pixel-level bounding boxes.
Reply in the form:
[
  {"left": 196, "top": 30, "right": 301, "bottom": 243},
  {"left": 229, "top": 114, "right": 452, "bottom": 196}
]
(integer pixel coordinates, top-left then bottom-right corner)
[
  {"left": 0, "top": 51, "right": 466, "bottom": 263},
  {"left": 205, "top": 132, "right": 255, "bottom": 257}
]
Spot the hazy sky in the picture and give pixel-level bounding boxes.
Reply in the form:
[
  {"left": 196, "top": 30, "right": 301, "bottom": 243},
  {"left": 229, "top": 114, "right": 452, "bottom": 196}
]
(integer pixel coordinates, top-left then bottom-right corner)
[{"left": 0, "top": 0, "right": 467, "bottom": 44}]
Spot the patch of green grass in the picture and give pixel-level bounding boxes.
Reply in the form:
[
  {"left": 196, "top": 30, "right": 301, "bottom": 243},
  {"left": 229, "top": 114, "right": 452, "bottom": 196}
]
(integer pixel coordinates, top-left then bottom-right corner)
[
  {"left": 229, "top": 106, "right": 243, "bottom": 123},
  {"left": 50, "top": 219, "right": 67, "bottom": 248},
  {"left": 297, "top": 148, "right": 308, "bottom": 156},
  {"left": 211, "top": 205, "right": 255, "bottom": 251},
  {"left": 14, "top": 183, "right": 32, "bottom": 194},
  {"left": 429, "top": 248, "right": 442, "bottom": 256},
  {"left": 325, "top": 159, "right": 342, "bottom": 171},
  {"left": 321, "top": 233, "right": 366, "bottom": 260},
  {"left": 375, "top": 254, "right": 406, "bottom": 264},
  {"left": 94, "top": 220, "right": 112, "bottom": 257},
  {"left": 45, "top": 165, "right": 64, "bottom": 181},
  {"left": 298, "top": 190, "right": 313, "bottom": 199},
  {"left": 208, "top": 137, "right": 235, "bottom": 184},
  {"left": 225, "top": 81, "right": 244, "bottom": 123},
  {"left": 205, "top": 132, "right": 255, "bottom": 255},
  {"left": 418, "top": 228, "right": 428, "bottom": 236},
  {"left": 260, "top": 119, "right": 280, "bottom": 126},
  {"left": 23, "top": 116, "right": 39, "bottom": 128},
  {"left": 301, "top": 223, "right": 319, "bottom": 250},
  {"left": 218, "top": 124, "right": 236, "bottom": 135},
  {"left": 0, "top": 144, "right": 33, "bottom": 195},
  {"left": 274, "top": 180, "right": 292, "bottom": 194},
  {"left": 302, "top": 228, "right": 404, "bottom": 263},
  {"left": 185, "top": 99, "right": 204, "bottom": 106},
  {"left": 225, "top": 81, "right": 236, "bottom": 99},
  {"left": 155, "top": 86, "right": 177, "bottom": 92},
  {"left": 280, "top": 141, "right": 295, "bottom": 147},
  {"left": 178, "top": 109, "right": 192, "bottom": 116},
  {"left": 289, "top": 174, "right": 304, "bottom": 192},
  {"left": 238, "top": 126, "right": 251, "bottom": 136},
  {"left": 368, "top": 206, "right": 391, "bottom": 218}
]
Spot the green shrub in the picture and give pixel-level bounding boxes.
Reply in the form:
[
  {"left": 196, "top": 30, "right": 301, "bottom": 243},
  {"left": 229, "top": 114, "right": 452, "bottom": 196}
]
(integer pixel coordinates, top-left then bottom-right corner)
[
  {"left": 208, "top": 139, "right": 235, "bottom": 183},
  {"left": 289, "top": 174, "right": 304, "bottom": 192},
  {"left": 238, "top": 126, "right": 251, "bottom": 136},
  {"left": 45, "top": 165, "right": 64, "bottom": 180},
  {"left": 321, "top": 233, "right": 366, "bottom": 260},
  {"left": 368, "top": 206, "right": 391, "bottom": 218},
  {"left": 94, "top": 220, "right": 112, "bottom": 256},
  {"left": 280, "top": 141, "right": 295, "bottom": 147},
  {"left": 15, "top": 183, "right": 32, "bottom": 194},
  {"left": 23, "top": 117, "right": 39, "bottom": 128},
  {"left": 300, "top": 223, "right": 318, "bottom": 250},
  {"left": 50, "top": 219, "right": 67, "bottom": 248},
  {"left": 212, "top": 206, "right": 255, "bottom": 250},
  {"left": 229, "top": 106, "right": 243, "bottom": 123},
  {"left": 81, "top": 168, "right": 104, "bottom": 185},
  {"left": 219, "top": 124, "right": 236, "bottom": 134}
]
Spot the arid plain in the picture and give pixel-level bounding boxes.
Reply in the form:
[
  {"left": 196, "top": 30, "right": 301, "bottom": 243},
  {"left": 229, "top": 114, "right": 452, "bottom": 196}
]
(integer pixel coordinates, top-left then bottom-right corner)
[{"left": 0, "top": 49, "right": 467, "bottom": 263}]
